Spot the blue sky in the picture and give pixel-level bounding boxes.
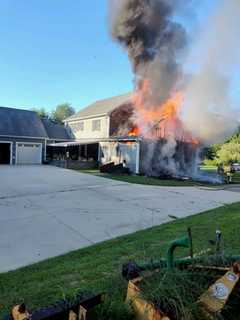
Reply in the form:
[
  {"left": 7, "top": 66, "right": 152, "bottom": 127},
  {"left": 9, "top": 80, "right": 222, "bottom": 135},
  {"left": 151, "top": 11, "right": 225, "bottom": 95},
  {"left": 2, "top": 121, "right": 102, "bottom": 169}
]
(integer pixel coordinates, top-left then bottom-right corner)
[
  {"left": 0, "top": 0, "right": 238, "bottom": 112},
  {"left": 0, "top": 1, "right": 132, "bottom": 111}
]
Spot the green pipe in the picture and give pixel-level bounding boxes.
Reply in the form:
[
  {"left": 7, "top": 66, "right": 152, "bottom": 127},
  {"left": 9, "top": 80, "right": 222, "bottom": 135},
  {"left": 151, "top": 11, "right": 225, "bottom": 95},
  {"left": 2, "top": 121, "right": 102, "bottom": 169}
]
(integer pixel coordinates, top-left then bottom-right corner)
[
  {"left": 167, "top": 236, "right": 191, "bottom": 268},
  {"left": 137, "top": 255, "right": 240, "bottom": 272}
]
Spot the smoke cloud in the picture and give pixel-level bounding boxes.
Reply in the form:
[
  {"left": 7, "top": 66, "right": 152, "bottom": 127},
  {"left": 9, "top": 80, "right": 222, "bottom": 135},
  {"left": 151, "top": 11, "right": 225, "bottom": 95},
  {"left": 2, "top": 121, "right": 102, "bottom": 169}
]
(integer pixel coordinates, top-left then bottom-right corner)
[
  {"left": 181, "top": 0, "right": 240, "bottom": 145},
  {"left": 109, "top": 0, "right": 188, "bottom": 105}
]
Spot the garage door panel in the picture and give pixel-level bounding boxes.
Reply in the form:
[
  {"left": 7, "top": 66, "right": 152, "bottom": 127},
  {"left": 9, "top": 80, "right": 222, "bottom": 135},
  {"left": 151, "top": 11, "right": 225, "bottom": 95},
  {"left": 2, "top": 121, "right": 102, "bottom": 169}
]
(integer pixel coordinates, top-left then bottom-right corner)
[{"left": 17, "top": 143, "right": 42, "bottom": 165}]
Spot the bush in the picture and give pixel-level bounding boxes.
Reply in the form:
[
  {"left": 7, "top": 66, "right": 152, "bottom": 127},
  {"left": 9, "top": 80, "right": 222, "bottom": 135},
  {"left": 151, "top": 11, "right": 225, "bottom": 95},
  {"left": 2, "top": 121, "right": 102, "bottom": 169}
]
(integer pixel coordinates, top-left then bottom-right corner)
[
  {"left": 217, "top": 142, "right": 240, "bottom": 165},
  {"left": 202, "top": 158, "right": 218, "bottom": 166}
]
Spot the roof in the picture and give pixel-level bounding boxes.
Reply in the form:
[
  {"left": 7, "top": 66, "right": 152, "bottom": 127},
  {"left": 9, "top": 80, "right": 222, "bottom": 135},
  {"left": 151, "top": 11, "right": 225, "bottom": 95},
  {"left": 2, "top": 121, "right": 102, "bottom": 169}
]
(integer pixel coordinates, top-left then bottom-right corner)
[
  {"left": 66, "top": 93, "right": 133, "bottom": 121},
  {"left": 0, "top": 107, "right": 48, "bottom": 138},
  {"left": 41, "top": 118, "right": 71, "bottom": 140}
]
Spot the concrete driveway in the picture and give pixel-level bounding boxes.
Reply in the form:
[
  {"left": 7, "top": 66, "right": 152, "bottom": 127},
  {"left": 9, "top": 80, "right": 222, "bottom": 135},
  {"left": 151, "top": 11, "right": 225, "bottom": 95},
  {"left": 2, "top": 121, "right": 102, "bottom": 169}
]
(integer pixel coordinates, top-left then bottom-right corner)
[{"left": 0, "top": 165, "right": 239, "bottom": 272}]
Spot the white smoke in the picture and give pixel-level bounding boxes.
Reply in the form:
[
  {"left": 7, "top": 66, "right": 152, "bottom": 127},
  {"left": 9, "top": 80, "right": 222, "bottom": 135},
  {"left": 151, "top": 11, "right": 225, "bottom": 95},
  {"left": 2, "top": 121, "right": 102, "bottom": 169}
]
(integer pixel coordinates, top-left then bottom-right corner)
[{"left": 181, "top": 0, "right": 240, "bottom": 145}]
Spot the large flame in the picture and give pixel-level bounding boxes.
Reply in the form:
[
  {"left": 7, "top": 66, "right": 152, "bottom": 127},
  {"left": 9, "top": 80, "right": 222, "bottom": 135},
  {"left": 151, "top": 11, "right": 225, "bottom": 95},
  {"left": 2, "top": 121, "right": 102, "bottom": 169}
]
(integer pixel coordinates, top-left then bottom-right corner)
[
  {"left": 130, "top": 80, "right": 199, "bottom": 145},
  {"left": 128, "top": 127, "right": 140, "bottom": 137}
]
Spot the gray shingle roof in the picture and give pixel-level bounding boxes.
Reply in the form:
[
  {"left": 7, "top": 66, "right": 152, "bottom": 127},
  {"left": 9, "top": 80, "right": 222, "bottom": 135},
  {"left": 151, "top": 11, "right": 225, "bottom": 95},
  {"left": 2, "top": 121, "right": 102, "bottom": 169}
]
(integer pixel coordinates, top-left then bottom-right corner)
[
  {"left": 41, "top": 118, "right": 71, "bottom": 140},
  {"left": 66, "top": 93, "right": 133, "bottom": 121},
  {"left": 0, "top": 107, "right": 48, "bottom": 138}
]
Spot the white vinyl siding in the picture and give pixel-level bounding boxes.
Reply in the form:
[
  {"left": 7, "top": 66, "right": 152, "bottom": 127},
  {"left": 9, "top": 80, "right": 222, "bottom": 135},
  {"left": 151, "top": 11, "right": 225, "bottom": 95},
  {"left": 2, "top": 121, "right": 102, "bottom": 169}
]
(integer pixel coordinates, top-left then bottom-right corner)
[{"left": 67, "top": 116, "right": 110, "bottom": 139}]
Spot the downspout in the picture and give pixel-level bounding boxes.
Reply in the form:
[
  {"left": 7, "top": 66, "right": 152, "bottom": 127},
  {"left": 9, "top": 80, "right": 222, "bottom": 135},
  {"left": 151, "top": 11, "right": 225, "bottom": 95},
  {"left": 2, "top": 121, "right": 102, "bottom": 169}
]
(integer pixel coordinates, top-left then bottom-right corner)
[
  {"left": 98, "top": 143, "right": 101, "bottom": 164},
  {"left": 135, "top": 140, "right": 140, "bottom": 174},
  {"left": 44, "top": 139, "right": 47, "bottom": 162}
]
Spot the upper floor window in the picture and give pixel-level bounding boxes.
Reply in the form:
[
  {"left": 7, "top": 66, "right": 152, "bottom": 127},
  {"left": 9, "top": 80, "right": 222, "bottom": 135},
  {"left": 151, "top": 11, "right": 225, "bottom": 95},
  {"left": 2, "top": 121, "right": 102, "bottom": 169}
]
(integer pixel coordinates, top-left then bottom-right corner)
[
  {"left": 78, "top": 121, "right": 84, "bottom": 131},
  {"left": 92, "top": 119, "right": 101, "bottom": 131},
  {"left": 71, "top": 121, "right": 84, "bottom": 132}
]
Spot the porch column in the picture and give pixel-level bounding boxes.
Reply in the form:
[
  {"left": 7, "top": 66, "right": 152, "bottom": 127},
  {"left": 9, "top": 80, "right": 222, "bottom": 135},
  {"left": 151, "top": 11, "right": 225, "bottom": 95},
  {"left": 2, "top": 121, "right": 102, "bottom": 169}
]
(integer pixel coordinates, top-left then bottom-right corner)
[
  {"left": 78, "top": 145, "right": 81, "bottom": 160},
  {"left": 84, "top": 145, "right": 88, "bottom": 160},
  {"left": 135, "top": 141, "right": 140, "bottom": 174}
]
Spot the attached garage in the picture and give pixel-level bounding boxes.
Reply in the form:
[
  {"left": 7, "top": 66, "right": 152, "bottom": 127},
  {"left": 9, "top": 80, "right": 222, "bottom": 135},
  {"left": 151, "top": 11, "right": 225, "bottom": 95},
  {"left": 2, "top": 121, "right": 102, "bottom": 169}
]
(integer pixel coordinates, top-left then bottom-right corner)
[
  {"left": 0, "top": 142, "right": 12, "bottom": 164},
  {"left": 16, "top": 143, "right": 42, "bottom": 165},
  {"left": 0, "top": 106, "right": 71, "bottom": 165}
]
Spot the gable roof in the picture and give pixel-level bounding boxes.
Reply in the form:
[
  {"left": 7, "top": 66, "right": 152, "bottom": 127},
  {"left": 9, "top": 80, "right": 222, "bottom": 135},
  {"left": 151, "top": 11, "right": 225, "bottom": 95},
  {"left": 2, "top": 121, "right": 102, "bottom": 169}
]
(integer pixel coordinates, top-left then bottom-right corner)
[
  {"left": 66, "top": 93, "right": 133, "bottom": 122},
  {"left": 0, "top": 107, "right": 48, "bottom": 138},
  {"left": 41, "top": 118, "right": 71, "bottom": 140}
]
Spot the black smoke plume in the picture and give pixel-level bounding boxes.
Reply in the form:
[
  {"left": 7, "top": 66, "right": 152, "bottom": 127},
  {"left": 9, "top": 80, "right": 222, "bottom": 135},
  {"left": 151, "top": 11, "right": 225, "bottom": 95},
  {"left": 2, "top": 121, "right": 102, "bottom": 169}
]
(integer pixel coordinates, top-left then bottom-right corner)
[{"left": 110, "top": 0, "right": 187, "bottom": 105}]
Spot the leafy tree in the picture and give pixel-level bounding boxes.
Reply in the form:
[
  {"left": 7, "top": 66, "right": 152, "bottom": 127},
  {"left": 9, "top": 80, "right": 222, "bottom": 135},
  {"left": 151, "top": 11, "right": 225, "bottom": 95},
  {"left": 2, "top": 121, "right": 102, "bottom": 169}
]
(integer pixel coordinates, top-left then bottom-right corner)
[
  {"left": 203, "top": 129, "right": 240, "bottom": 166},
  {"left": 229, "top": 131, "right": 240, "bottom": 143},
  {"left": 32, "top": 107, "right": 49, "bottom": 119},
  {"left": 52, "top": 103, "right": 75, "bottom": 122},
  {"left": 217, "top": 141, "right": 240, "bottom": 165}
]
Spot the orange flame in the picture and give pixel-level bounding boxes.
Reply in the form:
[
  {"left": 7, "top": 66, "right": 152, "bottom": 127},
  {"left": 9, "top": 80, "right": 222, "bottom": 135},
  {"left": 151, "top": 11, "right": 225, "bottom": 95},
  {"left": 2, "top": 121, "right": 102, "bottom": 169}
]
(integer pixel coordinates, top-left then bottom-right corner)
[
  {"left": 129, "top": 79, "right": 199, "bottom": 145},
  {"left": 128, "top": 127, "right": 140, "bottom": 137}
]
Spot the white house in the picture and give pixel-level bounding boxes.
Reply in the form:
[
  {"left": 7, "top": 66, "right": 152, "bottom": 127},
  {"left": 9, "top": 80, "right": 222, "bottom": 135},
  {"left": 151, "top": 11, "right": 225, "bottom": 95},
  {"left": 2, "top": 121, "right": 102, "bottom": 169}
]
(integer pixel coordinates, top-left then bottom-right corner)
[
  {"left": 49, "top": 93, "right": 197, "bottom": 176},
  {"left": 49, "top": 93, "right": 141, "bottom": 174}
]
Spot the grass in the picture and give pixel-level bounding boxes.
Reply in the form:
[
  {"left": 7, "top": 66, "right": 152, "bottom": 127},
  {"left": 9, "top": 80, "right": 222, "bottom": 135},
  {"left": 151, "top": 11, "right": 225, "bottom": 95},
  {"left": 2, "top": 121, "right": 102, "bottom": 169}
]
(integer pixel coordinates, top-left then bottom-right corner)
[
  {"left": 78, "top": 168, "right": 240, "bottom": 187},
  {"left": 76, "top": 169, "right": 212, "bottom": 187},
  {"left": 1, "top": 203, "right": 240, "bottom": 318},
  {"left": 199, "top": 165, "right": 217, "bottom": 172},
  {"left": 200, "top": 166, "right": 240, "bottom": 183},
  {"left": 95, "top": 173, "right": 198, "bottom": 187},
  {"left": 233, "top": 172, "right": 240, "bottom": 183},
  {"left": 141, "top": 268, "right": 220, "bottom": 320}
]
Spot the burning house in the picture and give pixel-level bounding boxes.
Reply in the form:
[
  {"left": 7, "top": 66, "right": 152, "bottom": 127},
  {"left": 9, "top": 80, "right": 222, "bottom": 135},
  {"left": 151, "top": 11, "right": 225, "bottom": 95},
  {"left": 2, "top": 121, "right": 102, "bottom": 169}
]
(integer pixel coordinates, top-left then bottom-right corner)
[
  {"left": 47, "top": 92, "right": 199, "bottom": 178},
  {"left": 106, "top": 0, "right": 239, "bottom": 179},
  {"left": 50, "top": 0, "right": 239, "bottom": 181}
]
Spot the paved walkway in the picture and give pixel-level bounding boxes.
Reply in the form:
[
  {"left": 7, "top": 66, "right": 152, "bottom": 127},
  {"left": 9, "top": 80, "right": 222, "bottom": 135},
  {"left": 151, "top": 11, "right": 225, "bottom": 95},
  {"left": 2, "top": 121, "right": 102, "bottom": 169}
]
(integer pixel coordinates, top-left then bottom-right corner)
[{"left": 0, "top": 165, "right": 239, "bottom": 272}]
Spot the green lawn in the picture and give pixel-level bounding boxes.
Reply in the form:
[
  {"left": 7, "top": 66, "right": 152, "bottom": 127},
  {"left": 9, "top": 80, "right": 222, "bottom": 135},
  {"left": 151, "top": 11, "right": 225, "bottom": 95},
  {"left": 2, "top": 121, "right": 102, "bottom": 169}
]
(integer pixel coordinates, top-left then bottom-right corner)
[
  {"left": 200, "top": 166, "right": 240, "bottom": 183},
  {"left": 95, "top": 173, "right": 198, "bottom": 186},
  {"left": 233, "top": 172, "right": 240, "bottom": 183},
  {"left": 77, "top": 168, "right": 240, "bottom": 187},
  {"left": 1, "top": 203, "right": 240, "bottom": 318},
  {"left": 77, "top": 169, "right": 214, "bottom": 187},
  {"left": 199, "top": 165, "right": 217, "bottom": 172}
]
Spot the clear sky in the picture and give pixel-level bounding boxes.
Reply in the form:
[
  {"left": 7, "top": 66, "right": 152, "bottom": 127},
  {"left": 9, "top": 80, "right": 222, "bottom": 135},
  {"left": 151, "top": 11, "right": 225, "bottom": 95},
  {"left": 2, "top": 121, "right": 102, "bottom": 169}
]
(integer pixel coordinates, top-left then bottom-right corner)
[
  {"left": 0, "top": 0, "right": 238, "bottom": 113},
  {"left": 0, "top": 1, "right": 133, "bottom": 111}
]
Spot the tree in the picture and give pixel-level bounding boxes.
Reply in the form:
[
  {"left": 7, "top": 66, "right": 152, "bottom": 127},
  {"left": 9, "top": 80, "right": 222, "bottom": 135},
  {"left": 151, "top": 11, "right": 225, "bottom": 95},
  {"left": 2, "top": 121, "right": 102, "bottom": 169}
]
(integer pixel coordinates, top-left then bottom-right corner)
[
  {"left": 217, "top": 142, "right": 240, "bottom": 165},
  {"left": 32, "top": 107, "right": 49, "bottom": 119},
  {"left": 52, "top": 103, "right": 75, "bottom": 122},
  {"left": 203, "top": 128, "right": 240, "bottom": 166}
]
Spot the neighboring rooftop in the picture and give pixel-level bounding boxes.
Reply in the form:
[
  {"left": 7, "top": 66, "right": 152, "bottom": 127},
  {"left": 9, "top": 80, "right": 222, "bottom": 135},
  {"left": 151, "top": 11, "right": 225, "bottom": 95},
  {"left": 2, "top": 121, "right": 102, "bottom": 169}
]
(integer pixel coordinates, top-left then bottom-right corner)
[
  {"left": 41, "top": 117, "right": 71, "bottom": 140},
  {"left": 0, "top": 107, "right": 48, "bottom": 138},
  {"left": 0, "top": 106, "right": 71, "bottom": 140},
  {"left": 65, "top": 93, "right": 133, "bottom": 121}
]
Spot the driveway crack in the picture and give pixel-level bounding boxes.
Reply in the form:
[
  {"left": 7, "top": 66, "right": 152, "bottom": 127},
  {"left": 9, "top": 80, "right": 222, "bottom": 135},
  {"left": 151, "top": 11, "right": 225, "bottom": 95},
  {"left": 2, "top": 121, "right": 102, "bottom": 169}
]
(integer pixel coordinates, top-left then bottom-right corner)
[{"left": 48, "top": 212, "right": 95, "bottom": 245}]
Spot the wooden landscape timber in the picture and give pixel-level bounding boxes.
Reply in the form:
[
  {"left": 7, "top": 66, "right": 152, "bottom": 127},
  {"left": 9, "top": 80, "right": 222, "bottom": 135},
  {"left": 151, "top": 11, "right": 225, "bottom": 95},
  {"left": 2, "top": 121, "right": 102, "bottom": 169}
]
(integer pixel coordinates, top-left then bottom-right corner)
[
  {"left": 126, "top": 276, "right": 170, "bottom": 320},
  {"left": 199, "top": 262, "right": 240, "bottom": 317},
  {"left": 6, "top": 294, "right": 104, "bottom": 320}
]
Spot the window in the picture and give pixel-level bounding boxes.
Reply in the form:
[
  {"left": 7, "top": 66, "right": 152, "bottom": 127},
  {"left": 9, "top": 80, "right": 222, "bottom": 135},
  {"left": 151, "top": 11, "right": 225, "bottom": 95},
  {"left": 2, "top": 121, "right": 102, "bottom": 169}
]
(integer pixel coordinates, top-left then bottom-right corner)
[
  {"left": 92, "top": 119, "right": 101, "bottom": 131},
  {"left": 71, "top": 121, "right": 84, "bottom": 132},
  {"left": 78, "top": 121, "right": 84, "bottom": 131}
]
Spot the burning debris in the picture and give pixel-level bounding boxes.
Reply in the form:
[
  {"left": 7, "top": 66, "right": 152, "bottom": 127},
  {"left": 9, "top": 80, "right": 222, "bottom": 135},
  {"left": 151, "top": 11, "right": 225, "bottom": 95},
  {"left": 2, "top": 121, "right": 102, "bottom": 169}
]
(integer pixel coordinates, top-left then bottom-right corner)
[{"left": 109, "top": 0, "right": 240, "bottom": 180}]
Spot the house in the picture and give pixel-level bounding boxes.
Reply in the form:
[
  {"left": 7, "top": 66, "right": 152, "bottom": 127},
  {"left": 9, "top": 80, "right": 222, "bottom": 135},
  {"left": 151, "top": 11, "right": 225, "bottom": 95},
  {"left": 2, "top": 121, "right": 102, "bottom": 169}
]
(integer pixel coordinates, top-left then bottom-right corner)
[
  {"left": 0, "top": 106, "right": 71, "bottom": 165},
  {"left": 1, "top": 94, "right": 197, "bottom": 176},
  {"left": 48, "top": 93, "right": 141, "bottom": 173},
  {"left": 65, "top": 93, "right": 133, "bottom": 139},
  {"left": 54, "top": 92, "right": 198, "bottom": 176}
]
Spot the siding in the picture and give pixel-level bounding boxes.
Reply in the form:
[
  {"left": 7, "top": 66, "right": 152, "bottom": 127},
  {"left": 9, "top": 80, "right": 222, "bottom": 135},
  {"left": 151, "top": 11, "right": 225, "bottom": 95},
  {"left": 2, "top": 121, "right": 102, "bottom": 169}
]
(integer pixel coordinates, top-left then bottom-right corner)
[
  {"left": 67, "top": 116, "right": 110, "bottom": 140},
  {"left": 100, "top": 141, "right": 138, "bottom": 173}
]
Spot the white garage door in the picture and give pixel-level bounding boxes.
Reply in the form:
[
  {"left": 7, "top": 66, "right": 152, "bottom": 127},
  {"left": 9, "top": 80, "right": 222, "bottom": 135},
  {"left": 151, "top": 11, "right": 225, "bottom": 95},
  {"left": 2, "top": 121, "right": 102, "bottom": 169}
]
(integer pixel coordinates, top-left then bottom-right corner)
[{"left": 16, "top": 143, "right": 42, "bottom": 165}]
